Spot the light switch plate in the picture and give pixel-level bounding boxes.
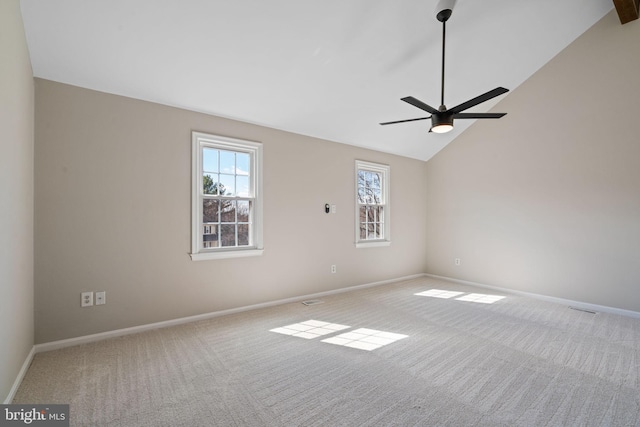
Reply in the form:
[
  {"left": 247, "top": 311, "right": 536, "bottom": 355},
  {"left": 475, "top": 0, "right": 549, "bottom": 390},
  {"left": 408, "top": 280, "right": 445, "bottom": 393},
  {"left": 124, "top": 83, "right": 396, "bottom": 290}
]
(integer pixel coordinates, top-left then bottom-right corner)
[{"left": 95, "top": 291, "right": 106, "bottom": 305}]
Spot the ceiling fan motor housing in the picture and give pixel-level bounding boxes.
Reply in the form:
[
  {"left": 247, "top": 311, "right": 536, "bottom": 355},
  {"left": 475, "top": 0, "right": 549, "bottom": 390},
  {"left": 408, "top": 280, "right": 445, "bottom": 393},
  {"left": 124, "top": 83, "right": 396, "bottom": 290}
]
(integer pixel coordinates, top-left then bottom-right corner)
[{"left": 432, "top": 112, "right": 453, "bottom": 128}]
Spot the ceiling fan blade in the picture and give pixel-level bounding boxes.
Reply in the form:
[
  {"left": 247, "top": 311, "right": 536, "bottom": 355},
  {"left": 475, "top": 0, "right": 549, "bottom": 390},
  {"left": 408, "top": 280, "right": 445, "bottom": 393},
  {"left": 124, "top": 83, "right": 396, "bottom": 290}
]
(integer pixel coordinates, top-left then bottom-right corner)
[
  {"left": 453, "top": 112, "right": 507, "bottom": 119},
  {"left": 401, "top": 96, "right": 440, "bottom": 115},
  {"left": 448, "top": 87, "right": 509, "bottom": 113},
  {"left": 380, "top": 116, "right": 431, "bottom": 126}
]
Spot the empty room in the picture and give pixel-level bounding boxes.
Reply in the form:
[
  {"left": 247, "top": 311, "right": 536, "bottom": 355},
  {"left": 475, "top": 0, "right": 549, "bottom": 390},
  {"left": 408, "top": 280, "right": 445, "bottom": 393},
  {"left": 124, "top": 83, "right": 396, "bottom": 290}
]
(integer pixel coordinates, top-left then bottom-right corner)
[{"left": 2, "top": 0, "right": 640, "bottom": 425}]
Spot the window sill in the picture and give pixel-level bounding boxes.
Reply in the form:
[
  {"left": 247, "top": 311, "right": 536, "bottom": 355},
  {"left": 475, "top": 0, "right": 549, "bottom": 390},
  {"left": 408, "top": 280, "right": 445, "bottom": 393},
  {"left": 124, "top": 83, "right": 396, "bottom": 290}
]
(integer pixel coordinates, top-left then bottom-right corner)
[
  {"left": 355, "top": 240, "right": 391, "bottom": 249},
  {"left": 190, "top": 248, "right": 264, "bottom": 261}
]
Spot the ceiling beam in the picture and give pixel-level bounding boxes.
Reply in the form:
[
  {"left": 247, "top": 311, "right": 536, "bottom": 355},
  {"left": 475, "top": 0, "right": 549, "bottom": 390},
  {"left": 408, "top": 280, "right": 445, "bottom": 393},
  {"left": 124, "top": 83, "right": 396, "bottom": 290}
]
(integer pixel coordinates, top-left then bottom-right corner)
[{"left": 613, "top": 0, "right": 639, "bottom": 24}]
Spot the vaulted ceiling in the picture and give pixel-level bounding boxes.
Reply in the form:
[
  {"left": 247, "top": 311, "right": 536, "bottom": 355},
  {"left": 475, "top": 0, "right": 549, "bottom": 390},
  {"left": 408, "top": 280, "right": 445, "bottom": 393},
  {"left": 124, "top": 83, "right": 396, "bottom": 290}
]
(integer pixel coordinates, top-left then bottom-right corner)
[{"left": 20, "top": 0, "right": 620, "bottom": 161}]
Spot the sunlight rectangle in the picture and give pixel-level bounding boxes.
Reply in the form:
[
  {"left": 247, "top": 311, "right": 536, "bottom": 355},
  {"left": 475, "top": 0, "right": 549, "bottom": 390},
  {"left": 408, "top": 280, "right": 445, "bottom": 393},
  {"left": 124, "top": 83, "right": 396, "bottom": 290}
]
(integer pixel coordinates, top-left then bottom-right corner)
[
  {"left": 338, "top": 332, "right": 368, "bottom": 340},
  {"left": 270, "top": 320, "right": 350, "bottom": 339},
  {"left": 344, "top": 341, "right": 380, "bottom": 351},
  {"left": 456, "top": 293, "right": 505, "bottom": 304},
  {"left": 321, "top": 328, "right": 408, "bottom": 351},
  {"left": 322, "top": 336, "right": 351, "bottom": 346},
  {"left": 361, "top": 336, "right": 394, "bottom": 345},
  {"left": 414, "top": 289, "right": 465, "bottom": 299}
]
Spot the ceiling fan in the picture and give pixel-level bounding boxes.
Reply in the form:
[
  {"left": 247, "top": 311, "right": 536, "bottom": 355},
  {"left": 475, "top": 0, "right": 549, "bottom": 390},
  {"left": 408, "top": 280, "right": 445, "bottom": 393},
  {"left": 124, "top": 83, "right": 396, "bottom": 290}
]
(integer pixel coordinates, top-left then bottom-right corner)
[{"left": 381, "top": 0, "right": 508, "bottom": 133}]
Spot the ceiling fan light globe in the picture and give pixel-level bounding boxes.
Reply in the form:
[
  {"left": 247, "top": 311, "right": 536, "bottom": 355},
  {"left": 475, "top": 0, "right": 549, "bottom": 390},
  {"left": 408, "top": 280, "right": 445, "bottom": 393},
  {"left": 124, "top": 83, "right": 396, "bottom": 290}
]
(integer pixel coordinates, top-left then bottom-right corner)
[{"left": 431, "top": 124, "right": 453, "bottom": 133}]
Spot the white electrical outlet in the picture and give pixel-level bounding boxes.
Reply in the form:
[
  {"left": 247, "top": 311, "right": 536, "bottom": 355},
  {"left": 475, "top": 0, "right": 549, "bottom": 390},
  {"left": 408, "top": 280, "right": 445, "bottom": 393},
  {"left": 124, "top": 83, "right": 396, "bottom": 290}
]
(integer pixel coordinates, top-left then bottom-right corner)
[
  {"left": 95, "top": 291, "right": 106, "bottom": 305},
  {"left": 331, "top": 265, "right": 337, "bottom": 274},
  {"left": 81, "top": 292, "right": 94, "bottom": 307},
  {"left": 455, "top": 258, "right": 461, "bottom": 266}
]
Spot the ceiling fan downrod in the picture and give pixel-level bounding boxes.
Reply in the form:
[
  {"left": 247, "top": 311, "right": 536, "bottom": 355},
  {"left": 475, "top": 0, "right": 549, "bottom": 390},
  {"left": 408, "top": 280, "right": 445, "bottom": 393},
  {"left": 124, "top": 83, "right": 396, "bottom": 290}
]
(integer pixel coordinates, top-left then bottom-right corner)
[
  {"left": 436, "top": 0, "right": 455, "bottom": 109},
  {"left": 440, "top": 18, "right": 446, "bottom": 108}
]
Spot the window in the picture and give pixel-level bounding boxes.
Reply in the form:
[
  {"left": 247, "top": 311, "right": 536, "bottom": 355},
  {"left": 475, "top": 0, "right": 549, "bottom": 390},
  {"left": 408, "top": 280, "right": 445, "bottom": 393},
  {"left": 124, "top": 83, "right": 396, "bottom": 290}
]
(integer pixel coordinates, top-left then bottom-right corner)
[
  {"left": 355, "top": 160, "right": 390, "bottom": 248},
  {"left": 191, "top": 132, "right": 263, "bottom": 260}
]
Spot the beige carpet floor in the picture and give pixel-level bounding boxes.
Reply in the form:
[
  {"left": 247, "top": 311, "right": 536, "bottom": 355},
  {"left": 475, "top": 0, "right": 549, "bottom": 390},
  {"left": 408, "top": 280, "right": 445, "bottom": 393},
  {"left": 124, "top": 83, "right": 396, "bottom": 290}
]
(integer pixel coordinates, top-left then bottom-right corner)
[{"left": 14, "top": 277, "right": 640, "bottom": 426}]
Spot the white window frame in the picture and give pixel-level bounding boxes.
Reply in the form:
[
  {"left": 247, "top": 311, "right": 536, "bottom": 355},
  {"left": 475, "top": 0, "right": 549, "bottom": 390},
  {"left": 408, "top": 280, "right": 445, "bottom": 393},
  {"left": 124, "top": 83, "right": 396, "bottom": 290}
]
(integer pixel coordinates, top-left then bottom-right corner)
[
  {"left": 190, "top": 132, "right": 264, "bottom": 260},
  {"left": 355, "top": 160, "right": 390, "bottom": 248}
]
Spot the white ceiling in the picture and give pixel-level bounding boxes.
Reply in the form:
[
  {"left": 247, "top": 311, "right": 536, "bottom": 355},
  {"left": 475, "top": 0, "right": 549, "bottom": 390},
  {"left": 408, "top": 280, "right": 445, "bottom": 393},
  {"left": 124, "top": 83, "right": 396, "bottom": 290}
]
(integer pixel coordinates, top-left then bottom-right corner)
[{"left": 20, "top": 0, "right": 613, "bottom": 161}]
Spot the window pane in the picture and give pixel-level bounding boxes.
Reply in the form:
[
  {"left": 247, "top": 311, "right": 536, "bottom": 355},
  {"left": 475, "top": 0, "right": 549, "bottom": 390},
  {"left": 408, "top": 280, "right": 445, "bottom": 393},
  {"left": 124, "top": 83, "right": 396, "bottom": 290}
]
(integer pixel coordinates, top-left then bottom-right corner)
[
  {"left": 364, "top": 172, "right": 375, "bottom": 204},
  {"left": 357, "top": 187, "right": 366, "bottom": 203},
  {"left": 203, "top": 148, "right": 218, "bottom": 173},
  {"left": 371, "top": 172, "right": 381, "bottom": 190},
  {"left": 372, "top": 206, "right": 383, "bottom": 223},
  {"left": 220, "top": 200, "right": 236, "bottom": 223},
  {"left": 203, "top": 199, "right": 219, "bottom": 223},
  {"left": 202, "top": 224, "right": 219, "bottom": 248},
  {"left": 203, "top": 174, "right": 219, "bottom": 195},
  {"left": 365, "top": 171, "right": 374, "bottom": 189},
  {"left": 238, "top": 224, "right": 249, "bottom": 246},
  {"left": 357, "top": 171, "right": 366, "bottom": 203},
  {"left": 237, "top": 200, "right": 250, "bottom": 222},
  {"left": 373, "top": 187, "right": 381, "bottom": 203},
  {"left": 236, "top": 175, "right": 250, "bottom": 197},
  {"left": 363, "top": 206, "right": 373, "bottom": 223},
  {"left": 219, "top": 174, "right": 235, "bottom": 196},
  {"left": 359, "top": 206, "right": 366, "bottom": 223},
  {"left": 357, "top": 170, "right": 366, "bottom": 203},
  {"left": 236, "top": 153, "right": 250, "bottom": 175},
  {"left": 220, "top": 150, "right": 235, "bottom": 174},
  {"left": 367, "top": 223, "right": 376, "bottom": 239},
  {"left": 221, "top": 224, "right": 236, "bottom": 247},
  {"left": 360, "top": 226, "right": 366, "bottom": 240}
]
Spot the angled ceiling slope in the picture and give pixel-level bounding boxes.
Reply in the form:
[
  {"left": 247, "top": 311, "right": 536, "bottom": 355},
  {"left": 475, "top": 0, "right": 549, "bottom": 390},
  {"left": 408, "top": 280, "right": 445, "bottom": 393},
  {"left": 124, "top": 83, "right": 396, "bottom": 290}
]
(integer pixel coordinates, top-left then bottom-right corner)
[{"left": 20, "top": 0, "right": 613, "bottom": 161}]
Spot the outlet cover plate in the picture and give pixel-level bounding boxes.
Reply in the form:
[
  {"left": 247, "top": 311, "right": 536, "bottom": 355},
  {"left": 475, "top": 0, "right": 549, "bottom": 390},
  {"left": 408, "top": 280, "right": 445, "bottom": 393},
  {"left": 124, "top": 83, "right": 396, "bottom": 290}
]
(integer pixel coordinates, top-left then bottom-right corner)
[{"left": 81, "top": 292, "right": 93, "bottom": 307}]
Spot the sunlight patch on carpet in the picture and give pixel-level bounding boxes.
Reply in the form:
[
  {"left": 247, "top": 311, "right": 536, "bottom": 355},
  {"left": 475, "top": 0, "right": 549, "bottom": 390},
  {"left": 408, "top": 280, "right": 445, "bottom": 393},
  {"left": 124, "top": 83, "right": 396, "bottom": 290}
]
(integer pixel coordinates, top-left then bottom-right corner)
[
  {"left": 456, "top": 293, "right": 505, "bottom": 304},
  {"left": 415, "top": 289, "right": 505, "bottom": 304},
  {"left": 415, "top": 289, "right": 465, "bottom": 299},
  {"left": 322, "top": 328, "right": 408, "bottom": 351},
  {"left": 270, "top": 320, "right": 350, "bottom": 339}
]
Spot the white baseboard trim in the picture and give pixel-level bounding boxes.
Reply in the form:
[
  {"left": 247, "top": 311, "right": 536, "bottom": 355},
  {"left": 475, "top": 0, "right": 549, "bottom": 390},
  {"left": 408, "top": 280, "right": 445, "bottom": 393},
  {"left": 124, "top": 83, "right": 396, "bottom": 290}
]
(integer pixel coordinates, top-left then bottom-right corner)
[
  {"left": 35, "top": 273, "right": 426, "bottom": 353},
  {"left": 425, "top": 273, "right": 640, "bottom": 319},
  {"left": 3, "top": 346, "right": 35, "bottom": 404}
]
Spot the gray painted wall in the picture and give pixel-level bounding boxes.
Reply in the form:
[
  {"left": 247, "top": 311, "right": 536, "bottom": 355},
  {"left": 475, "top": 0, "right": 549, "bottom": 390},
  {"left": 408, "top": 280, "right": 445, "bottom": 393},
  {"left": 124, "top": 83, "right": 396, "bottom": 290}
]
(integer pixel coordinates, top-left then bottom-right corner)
[
  {"left": 34, "top": 79, "right": 428, "bottom": 343},
  {"left": 0, "top": 0, "right": 34, "bottom": 402},
  {"left": 425, "top": 11, "right": 640, "bottom": 312}
]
